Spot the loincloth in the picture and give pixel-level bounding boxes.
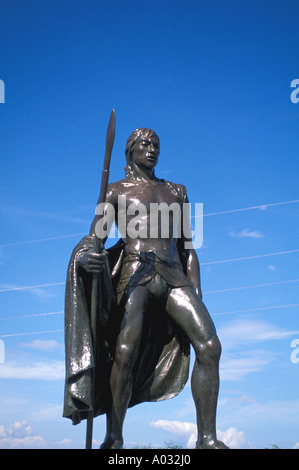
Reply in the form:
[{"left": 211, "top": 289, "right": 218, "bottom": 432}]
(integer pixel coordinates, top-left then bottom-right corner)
[{"left": 116, "top": 251, "right": 193, "bottom": 301}]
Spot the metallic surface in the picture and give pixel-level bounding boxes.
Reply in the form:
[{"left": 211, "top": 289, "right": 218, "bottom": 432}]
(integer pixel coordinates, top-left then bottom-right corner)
[{"left": 64, "top": 126, "right": 229, "bottom": 449}]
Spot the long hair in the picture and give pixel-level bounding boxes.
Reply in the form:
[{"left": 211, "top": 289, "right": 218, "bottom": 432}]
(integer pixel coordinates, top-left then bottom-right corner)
[{"left": 124, "top": 128, "right": 160, "bottom": 179}]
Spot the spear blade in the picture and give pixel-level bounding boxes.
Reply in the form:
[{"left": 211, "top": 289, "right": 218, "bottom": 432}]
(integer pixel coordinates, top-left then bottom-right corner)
[{"left": 97, "top": 108, "right": 116, "bottom": 207}]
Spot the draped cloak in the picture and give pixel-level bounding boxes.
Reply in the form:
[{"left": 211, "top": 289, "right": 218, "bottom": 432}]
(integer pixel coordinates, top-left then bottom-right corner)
[{"left": 63, "top": 216, "right": 191, "bottom": 425}]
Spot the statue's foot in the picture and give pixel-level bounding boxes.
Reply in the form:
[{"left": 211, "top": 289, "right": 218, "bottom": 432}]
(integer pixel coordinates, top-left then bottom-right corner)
[
  {"left": 196, "top": 439, "right": 229, "bottom": 449},
  {"left": 100, "top": 438, "right": 123, "bottom": 449}
]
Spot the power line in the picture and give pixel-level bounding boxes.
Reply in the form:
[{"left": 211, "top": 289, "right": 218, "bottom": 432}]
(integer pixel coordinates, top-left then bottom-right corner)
[
  {"left": 1, "top": 302, "right": 298, "bottom": 337},
  {"left": 212, "top": 303, "right": 299, "bottom": 316},
  {"left": 0, "top": 311, "right": 64, "bottom": 321},
  {"left": 1, "top": 279, "right": 299, "bottom": 321},
  {"left": 201, "top": 249, "right": 299, "bottom": 265},
  {"left": 0, "top": 329, "right": 64, "bottom": 338},
  {"left": 0, "top": 199, "right": 297, "bottom": 337},
  {"left": 204, "top": 278, "right": 299, "bottom": 295},
  {"left": 0, "top": 282, "right": 65, "bottom": 293},
  {"left": 1, "top": 199, "right": 298, "bottom": 248},
  {"left": 1, "top": 279, "right": 298, "bottom": 323},
  {"left": 202, "top": 199, "right": 299, "bottom": 217},
  {"left": 0, "top": 233, "right": 86, "bottom": 248},
  {"left": 0, "top": 249, "right": 298, "bottom": 293}
]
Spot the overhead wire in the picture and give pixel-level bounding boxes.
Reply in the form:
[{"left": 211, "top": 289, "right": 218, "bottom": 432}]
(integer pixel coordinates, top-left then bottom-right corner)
[
  {"left": 1, "top": 198, "right": 298, "bottom": 336},
  {"left": 201, "top": 249, "right": 299, "bottom": 266},
  {"left": 0, "top": 199, "right": 298, "bottom": 248},
  {"left": 1, "top": 303, "right": 299, "bottom": 337},
  {"left": 212, "top": 303, "right": 299, "bottom": 317},
  {"left": 1, "top": 279, "right": 299, "bottom": 320},
  {"left": 0, "top": 282, "right": 65, "bottom": 293},
  {"left": 201, "top": 199, "right": 299, "bottom": 217},
  {"left": 0, "top": 249, "right": 298, "bottom": 293},
  {"left": 0, "top": 233, "right": 86, "bottom": 248}
]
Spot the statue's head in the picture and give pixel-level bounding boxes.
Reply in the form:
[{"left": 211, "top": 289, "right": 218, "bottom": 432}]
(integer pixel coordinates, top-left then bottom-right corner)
[{"left": 125, "top": 128, "right": 160, "bottom": 179}]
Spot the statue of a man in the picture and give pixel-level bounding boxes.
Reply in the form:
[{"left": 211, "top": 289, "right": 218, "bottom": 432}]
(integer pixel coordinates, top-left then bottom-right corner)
[{"left": 63, "top": 127, "right": 228, "bottom": 449}]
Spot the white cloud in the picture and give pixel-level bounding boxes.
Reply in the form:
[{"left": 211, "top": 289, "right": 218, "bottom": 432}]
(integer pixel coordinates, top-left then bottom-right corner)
[
  {"left": 0, "top": 421, "right": 31, "bottom": 439},
  {"left": 29, "top": 288, "right": 56, "bottom": 299},
  {"left": 0, "top": 360, "right": 65, "bottom": 380},
  {"left": 0, "top": 419, "right": 80, "bottom": 449},
  {"left": 218, "top": 318, "right": 299, "bottom": 349},
  {"left": 19, "top": 339, "right": 62, "bottom": 351},
  {"left": 0, "top": 421, "right": 78, "bottom": 449},
  {"left": 151, "top": 419, "right": 197, "bottom": 449},
  {"left": 216, "top": 318, "right": 299, "bottom": 381},
  {"left": 267, "top": 264, "right": 277, "bottom": 271},
  {"left": 0, "top": 283, "right": 55, "bottom": 299},
  {"left": 228, "top": 228, "right": 264, "bottom": 239},
  {"left": 220, "top": 398, "right": 299, "bottom": 429},
  {"left": 217, "top": 427, "right": 250, "bottom": 449},
  {"left": 30, "top": 404, "right": 63, "bottom": 422},
  {"left": 220, "top": 350, "right": 274, "bottom": 381},
  {"left": 0, "top": 421, "right": 47, "bottom": 449},
  {"left": 56, "top": 438, "right": 73, "bottom": 448},
  {"left": 150, "top": 420, "right": 251, "bottom": 449},
  {"left": 151, "top": 419, "right": 196, "bottom": 436}
]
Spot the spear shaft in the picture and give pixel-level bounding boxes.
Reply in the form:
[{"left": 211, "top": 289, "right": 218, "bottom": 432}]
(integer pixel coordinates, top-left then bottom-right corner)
[{"left": 86, "top": 109, "right": 115, "bottom": 449}]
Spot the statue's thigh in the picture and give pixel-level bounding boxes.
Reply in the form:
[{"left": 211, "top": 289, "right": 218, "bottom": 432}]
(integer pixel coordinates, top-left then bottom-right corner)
[
  {"left": 165, "top": 286, "right": 217, "bottom": 345},
  {"left": 116, "top": 285, "right": 149, "bottom": 351}
]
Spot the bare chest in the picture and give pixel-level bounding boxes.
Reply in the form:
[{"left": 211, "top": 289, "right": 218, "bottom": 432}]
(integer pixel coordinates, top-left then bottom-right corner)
[{"left": 118, "top": 182, "right": 180, "bottom": 210}]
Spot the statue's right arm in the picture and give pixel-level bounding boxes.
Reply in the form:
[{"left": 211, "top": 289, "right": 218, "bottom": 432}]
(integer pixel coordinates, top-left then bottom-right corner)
[
  {"left": 88, "top": 183, "right": 119, "bottom": 238},
  {"left": 79, "top": 183, "right": 119, "bottom": 273}
]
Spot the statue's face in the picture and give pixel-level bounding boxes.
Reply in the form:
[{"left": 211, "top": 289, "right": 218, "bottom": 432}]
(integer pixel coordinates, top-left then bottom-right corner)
[{"left": 131, "top": 134, "right": 160, "bottom": 170}]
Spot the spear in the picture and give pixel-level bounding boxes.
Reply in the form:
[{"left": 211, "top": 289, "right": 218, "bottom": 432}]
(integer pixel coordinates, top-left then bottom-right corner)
[{"left": 86, "top": 109, "right": 116, "bottom": 449}]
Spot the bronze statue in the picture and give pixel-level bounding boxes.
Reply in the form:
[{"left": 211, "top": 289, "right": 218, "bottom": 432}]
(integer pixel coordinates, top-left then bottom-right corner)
[{"left": 63, "top": 118, "right": 228, "bottom": 450}]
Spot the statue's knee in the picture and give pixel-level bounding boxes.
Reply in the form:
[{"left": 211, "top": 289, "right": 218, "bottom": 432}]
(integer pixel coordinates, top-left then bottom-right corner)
[
  {"left": 195, "top": 335, "right": 221, "bottom": 364},
  {"left": 114, "top": 343, "right": 137, "bottom": 369},
  {"left": 211, "top": 335, "right": 222, "bottom": 360}
]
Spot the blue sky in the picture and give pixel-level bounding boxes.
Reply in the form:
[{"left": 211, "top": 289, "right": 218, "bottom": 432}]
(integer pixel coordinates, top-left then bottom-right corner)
[{"left": 0, "top": 0, "right": 299, "bottom": 449}]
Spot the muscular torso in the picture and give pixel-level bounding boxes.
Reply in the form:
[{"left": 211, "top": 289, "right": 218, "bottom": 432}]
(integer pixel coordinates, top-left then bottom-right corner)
[
  {"left": 87, "top": 176, "right": 201, "bottom": 296},
  {"left": 106, "top": 178, "right": 185, "bottom": 262}
]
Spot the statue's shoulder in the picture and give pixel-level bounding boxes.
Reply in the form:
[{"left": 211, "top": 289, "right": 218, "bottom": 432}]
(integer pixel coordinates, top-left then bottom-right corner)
[
  {"left": 107, "top": 178, "right": 128, "bottom": 197},
  {"left": 108, "top": 177, "right": 141, "bottom": 194},
  {"left": 108, "top": 178, "right": 127, "bottom": 188},
  {"left": 160, "top": 178, "right": 187, "bottom": 202}
]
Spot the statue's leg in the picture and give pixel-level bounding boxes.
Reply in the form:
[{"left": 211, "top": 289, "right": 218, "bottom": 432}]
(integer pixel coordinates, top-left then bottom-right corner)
[
  {"left": 165, "top": 286, "right": 228, "bottom": 449},
  {"left": 101, "top": 285, "right": 149, "bottom": 449}
]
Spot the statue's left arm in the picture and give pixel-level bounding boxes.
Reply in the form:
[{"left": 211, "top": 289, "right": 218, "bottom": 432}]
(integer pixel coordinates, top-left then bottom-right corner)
[
  {"left": 184, "top": 248, "right": 202, "bottom": 299},
  {"left": 178, "top": 185, "right": 203, "bottom": 300}
]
